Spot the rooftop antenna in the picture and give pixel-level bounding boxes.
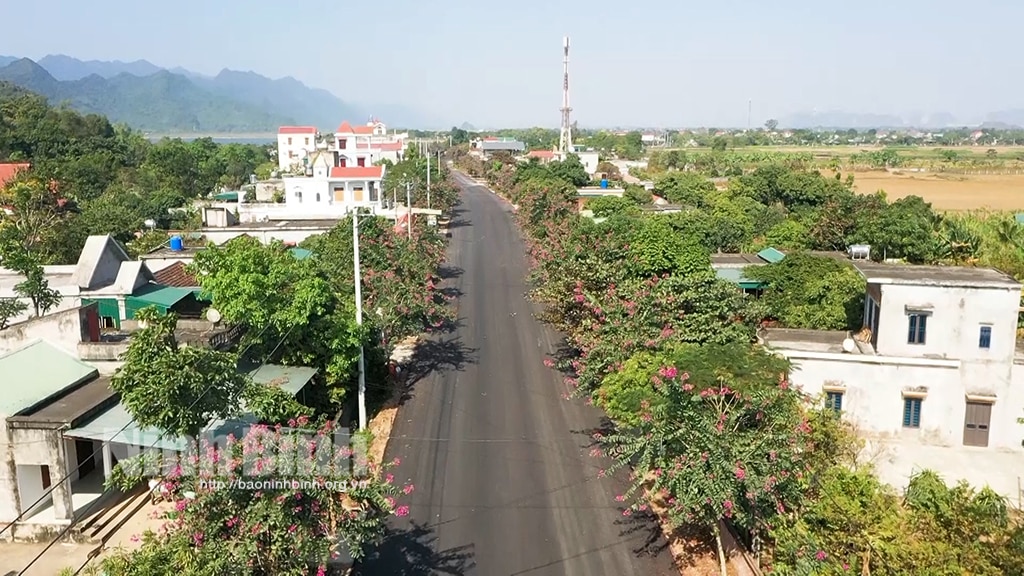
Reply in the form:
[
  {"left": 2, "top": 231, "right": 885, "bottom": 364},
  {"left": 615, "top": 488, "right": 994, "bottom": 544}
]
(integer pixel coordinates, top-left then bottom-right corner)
[{"left": 558, "top": 36, "right": 573, "bottom": 156}]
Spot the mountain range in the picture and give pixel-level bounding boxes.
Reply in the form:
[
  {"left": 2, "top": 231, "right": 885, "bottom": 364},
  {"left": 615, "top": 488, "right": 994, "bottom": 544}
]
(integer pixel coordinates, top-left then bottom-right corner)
[
  {"left": 0, "top": 55, "right": 429, "bottom": 133},
  {"left": 779, "top": 110, "right": 1024, "bottom": 130}
]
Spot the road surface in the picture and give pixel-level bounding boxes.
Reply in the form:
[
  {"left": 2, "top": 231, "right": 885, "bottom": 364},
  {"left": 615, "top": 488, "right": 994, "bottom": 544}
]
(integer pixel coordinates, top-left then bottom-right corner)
[{"left": 354, "top": 174, "right": 676, "bottom": 575}]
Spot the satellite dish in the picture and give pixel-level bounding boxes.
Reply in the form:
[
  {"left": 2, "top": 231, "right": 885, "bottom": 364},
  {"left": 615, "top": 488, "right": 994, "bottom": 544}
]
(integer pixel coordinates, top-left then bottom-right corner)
[
  {"left": 144, "top": 219, "right": 156, "bottom": 229},
  {"left": 206, "top": 308, "right": 222, "bottom": 323},
  {"left": 842, "top": 338, "right": 856, "bottom": 353}
]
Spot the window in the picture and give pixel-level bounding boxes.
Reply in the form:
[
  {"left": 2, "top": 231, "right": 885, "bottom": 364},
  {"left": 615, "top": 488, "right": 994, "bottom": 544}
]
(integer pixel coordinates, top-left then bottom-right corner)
[
  {"left": 963, "top": 401, "right": 992, "bottom": 447},
  {"left": 305, "top": 137, "right": 310, "bottom": 145},
  {"left": 907, "top": 314, "right": 927, "bottom": 345},
  {"left": 979, "top": 325, "right": 992, "bottom": 349},
  {"left": 902, "top": 398, "right": 922, "bottom": 428},
  {"left": 287, "top": 137, "right": 293, "bottom": 145},
  {"left": 825, "top": 391, "right": 843, "bottom": 414},
  {"left": 357, "top": 157, "right": 366, "bottom": 167},
  {"left": 340, "top": 158, "right": 347, "bottom": 167},
  {"left": 315, "top": 193, "right": 321, "bottom": 202},
  {"left": 339, "top": 139, "right": 347, "bottom": 149}
]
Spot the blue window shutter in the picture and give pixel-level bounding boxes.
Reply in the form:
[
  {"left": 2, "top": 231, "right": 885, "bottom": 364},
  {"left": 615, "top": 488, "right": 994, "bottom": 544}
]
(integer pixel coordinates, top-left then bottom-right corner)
[
  {"left": 903, "top": 399, "right": 912, "bottom": 426},
  {"left": 917, "top": 316, "right": 927, "bottom": 344},
  {"left": 907, "top": 316, "right": 916, "bottom": 343},
  {"left": 979, "top": 326, "right": 991, "bottom": 349}
]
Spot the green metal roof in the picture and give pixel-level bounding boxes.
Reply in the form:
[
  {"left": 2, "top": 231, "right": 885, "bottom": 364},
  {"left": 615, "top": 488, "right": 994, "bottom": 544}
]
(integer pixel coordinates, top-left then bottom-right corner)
[
  {"left": 66, "top": 364, "right": 319, "bottom": 449},
  {"left": 129, "top": 284, "right": 195, "bottom": 308},
  {"left": 0, "top": 341, "right": 99, "bottom": 416},
  {"left": 213, "top": 191, "right": 239, "bottom": 201},
  {"left": 715, "top": 267, "right": 767, "bottom": 290},
  {"left": 757, "top": 247, "right": 786, "bottom": 264},
  {"left": 289, "top": 248, "right": 313, "bottom": 260},
  {"left": 65, "top": 402, "right": 255, "bottom": 451},
  {"left": 250, "top": 364, "right": 318, "bottom": 396}
]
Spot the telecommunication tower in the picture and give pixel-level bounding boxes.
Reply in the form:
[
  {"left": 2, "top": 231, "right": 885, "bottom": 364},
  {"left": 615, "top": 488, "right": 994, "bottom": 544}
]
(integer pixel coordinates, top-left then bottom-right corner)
[{"left": 558, "top": 36, "right": 573, "bottom": 155}]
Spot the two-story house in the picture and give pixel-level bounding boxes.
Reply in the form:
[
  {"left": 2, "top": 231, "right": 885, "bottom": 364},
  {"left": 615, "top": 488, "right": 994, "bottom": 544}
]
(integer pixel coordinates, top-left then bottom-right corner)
[
  {"left": 761, "top": 259, "right": 1024, "bottom": 499},
  {"left": 332, "top": 119, "right": 406, "bottom": 167},
  {"left": 277, "top": 126, "right": 319, "bottom": 172},
  {"left": 281, "top": 150, "right": 386, "bottom": 215}
]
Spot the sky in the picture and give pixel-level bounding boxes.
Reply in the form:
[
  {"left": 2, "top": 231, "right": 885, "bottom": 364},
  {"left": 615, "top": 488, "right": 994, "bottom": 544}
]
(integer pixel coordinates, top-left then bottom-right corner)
[{"left": 2, "top": 0, "right": 1022, "bottom": 128}]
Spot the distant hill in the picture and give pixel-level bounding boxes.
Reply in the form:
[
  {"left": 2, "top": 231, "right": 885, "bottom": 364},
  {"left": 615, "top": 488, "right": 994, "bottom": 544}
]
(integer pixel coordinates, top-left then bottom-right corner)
[
  {"left": 38, "top": 54, "right": 163, "bottom": 80},
  {"left": 0, "top": 54, "right": 432, "bottom": 132},
  {"left": 0, "top": 58, "right": 293, "bottom": 132}
]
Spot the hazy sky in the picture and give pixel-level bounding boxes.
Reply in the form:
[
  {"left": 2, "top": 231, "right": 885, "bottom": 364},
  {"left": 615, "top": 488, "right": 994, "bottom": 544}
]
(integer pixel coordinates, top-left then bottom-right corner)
[{"left": 2, "top": 0, "right": 1022, "bottom": 128}]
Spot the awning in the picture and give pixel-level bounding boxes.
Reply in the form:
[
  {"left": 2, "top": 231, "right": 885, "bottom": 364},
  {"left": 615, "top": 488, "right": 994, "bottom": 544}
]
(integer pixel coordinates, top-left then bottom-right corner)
[
  {"left": 128, "top": 284, "right": 196, "bottom": 309},
  {"left": 213, "top": 191, "right": 239, "bottom": 201},
  {"left": 64, "top": 402, "right": 255, "bottom": 451},
  {"left": 715, "top": 267, "right": 767, "bottom": 290}
]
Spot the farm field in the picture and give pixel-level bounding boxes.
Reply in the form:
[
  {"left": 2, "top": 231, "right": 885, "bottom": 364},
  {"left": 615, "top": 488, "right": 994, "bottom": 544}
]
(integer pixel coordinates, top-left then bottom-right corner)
[{"left": 843, "top": 170, "right": 1024, "bottom": 211}]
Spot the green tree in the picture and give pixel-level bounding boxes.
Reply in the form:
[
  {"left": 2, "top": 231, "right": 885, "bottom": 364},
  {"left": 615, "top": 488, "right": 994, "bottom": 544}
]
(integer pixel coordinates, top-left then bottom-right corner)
[
  {"left": 601, "top": 342, "right": 810, "bottom": 576},
  {"left": 744, "top": 253, "right": 865, "bottom": 330},
  {"left": 110, "top": 308, "right": 248, "bottom": 438}
]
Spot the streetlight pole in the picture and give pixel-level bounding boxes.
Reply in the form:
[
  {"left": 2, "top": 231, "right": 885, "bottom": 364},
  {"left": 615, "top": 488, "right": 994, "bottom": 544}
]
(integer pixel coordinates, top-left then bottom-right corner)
[
  {"left": 352, "top": 208, "right": 367, "bottom": 431},
  {"left": 426, "top": 145, "right": 431, "bottom": 210},
  {"left": 405, "top": 182, "right": 412, "bottom": 239}
]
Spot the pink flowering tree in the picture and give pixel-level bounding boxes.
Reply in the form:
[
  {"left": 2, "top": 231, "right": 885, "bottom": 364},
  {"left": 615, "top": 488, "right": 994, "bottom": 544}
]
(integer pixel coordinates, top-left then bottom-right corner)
[
  {"left": 102, "top": 420, "right": 414, "bottom": 575},
  {"left": 598, "top": 342, "right": 812, "bottom": 576}
]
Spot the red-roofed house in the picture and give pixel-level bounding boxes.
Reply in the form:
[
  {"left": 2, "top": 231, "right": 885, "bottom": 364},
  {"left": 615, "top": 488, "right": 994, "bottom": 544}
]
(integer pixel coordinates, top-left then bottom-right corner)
[
  {"left": 525, "top": 150, "right": 559, "bottom": 163},
  {"left": 0, "top": 163, "right": 30, "bottom": 189},
  {"left": 282, "top": 153, "right": 386, "bottom": 214},
  {"left": 277, "top": 126, "right": 319, "bottom": 172},
  {"left": 332, "top": 119, "right": 407, "bottom": 165}
]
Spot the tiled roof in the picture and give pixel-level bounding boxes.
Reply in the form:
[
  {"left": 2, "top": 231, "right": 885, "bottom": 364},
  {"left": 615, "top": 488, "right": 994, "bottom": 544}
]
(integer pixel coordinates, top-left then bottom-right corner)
[
  {"left": 527, "top": 150, "right": 557, "bottom": 158},
  {"left": 153, "top": 261, "right": 199, "bottom": 287},
  {"left": 279, "top": 126, "right": 317, "bottom": 134},
  {"left": 330, "top": 166, "right": 383, "bottom": 179},
  {"left": 336, "top": 121, "right": 375, "bottom": 135},
  {"left": 0, "top": 163, "right": 30, "bottom": 188}
]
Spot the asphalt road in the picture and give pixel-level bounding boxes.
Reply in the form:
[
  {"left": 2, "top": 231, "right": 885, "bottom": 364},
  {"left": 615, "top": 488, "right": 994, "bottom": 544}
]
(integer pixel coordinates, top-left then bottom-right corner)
[{"left": 354, "top": 174, "right": 676, "bottom": 576}]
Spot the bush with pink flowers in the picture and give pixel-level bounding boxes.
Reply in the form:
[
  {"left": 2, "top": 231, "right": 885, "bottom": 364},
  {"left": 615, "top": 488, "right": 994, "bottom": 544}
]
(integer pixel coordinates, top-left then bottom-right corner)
[{"left": 101, "top": 422, "right": 416, "bottom": 575}]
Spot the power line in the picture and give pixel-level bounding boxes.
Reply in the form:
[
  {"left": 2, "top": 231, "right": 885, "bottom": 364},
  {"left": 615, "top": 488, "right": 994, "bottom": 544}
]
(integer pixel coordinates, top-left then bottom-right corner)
[{"left": 0, "top": 320, "right": 273, "bottom": 540}]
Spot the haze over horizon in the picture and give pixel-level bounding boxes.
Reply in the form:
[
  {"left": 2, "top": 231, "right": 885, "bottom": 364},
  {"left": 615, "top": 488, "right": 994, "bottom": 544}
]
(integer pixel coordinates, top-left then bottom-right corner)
[{"left": 2, "top": 0, "right": 1021, "bottom": 129}]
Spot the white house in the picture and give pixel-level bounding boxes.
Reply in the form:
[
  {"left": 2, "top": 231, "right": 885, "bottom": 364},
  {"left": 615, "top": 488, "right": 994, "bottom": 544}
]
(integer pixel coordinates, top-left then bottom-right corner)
[
  {"left": 282, "top": 160, "right": 386, "bottom": 216},
  {"left": 332, "top": 119, "right": 406, "bottom": 167},
  {"left": 763, "top": 259, "right": 1024, "bottom": 499},
  {"left": 277, "top": 126, "right": 319, "bottom": 172}
]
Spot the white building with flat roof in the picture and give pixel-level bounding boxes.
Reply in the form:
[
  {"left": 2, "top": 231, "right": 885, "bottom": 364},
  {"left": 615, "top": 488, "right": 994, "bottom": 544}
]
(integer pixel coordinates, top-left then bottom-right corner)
[
  {"left": 277, "top": 126, "right": 318, "bottom": 173},
  {"left": 761, "top": 259, "right": 1024, "bottom": 500}
]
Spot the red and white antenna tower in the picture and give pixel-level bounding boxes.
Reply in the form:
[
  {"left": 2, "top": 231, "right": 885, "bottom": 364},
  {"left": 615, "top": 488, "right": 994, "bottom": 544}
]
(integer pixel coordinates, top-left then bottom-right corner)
[{"left": 558, "top": 36, "right": 573, "bottom": 155}]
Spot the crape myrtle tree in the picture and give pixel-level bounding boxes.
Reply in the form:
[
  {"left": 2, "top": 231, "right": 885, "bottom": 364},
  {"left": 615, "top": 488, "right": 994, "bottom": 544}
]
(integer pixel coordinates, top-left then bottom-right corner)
[
  {"left": 597, "top": 342, "right": 813, "bottom": 576},
  {"left": 104, "top": 309, "right": 413, "bottom": 575}
]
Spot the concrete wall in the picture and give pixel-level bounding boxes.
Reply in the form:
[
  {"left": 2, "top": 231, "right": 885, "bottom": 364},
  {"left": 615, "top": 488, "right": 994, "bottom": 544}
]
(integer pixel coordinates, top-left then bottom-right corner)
[
  {"left": 874, "top": 283, "right": 1019, "bottom": 362},
  {"left": 1, "top": 424, "right": 74, "bottom": 527},
  {"left": 780, "top": 348, "right": 1024, "bottom": 499},
  {"left": 0, "top": 305, "right": 92, "bottom": 356}
]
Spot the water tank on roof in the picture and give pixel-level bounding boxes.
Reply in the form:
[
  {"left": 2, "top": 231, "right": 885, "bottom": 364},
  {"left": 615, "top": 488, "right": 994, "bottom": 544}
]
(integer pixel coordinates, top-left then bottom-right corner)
[
  {"left": 848, "top": 244, "right": 871, "bottom": 260},
  {"left": 600, "top": 179, "right": 608, "bottom": 189},
  {"left": 169, "top": 235, "right": 184, "bottom": 252}
]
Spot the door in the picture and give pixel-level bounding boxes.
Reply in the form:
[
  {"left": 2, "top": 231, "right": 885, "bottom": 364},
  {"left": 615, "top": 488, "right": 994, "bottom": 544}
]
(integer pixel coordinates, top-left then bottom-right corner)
[
  {"left": 963, "top": 401, "right": 992, "bottom": 447},
  {"left": 41, "top": 466, "right": 51, "bottom": 489},
  {"left": 340, "top": 158, "right": 347, "bottom": 167},
  {"left": 333, "top": 188, "right": 346, "bottom": 202},
  {"left": 353, "top": 187, "right": 364, "bottom": 202},
  {"left": 357, "top": 157, "right": 366, "bottom": 167},
  {"left": 76, "top": 440, "right": 96, "bottom": 476}
]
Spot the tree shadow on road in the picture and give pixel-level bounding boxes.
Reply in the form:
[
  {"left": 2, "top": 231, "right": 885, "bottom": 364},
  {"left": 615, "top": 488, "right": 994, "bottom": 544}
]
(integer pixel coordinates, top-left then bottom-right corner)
[
  {"left": 353, "top": 522, "right": 476, "bottom": 576},
  {"left": 396, "top": 337, "right": 478, "bottom": 405}
]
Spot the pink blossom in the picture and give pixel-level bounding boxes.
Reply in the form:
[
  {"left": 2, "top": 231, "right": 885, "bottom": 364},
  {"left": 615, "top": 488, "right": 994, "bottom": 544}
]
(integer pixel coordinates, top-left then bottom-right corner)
[
  {"left": 385, "top": 473, "right": 395, "bottom": 484},
  {"left": 543, "top": 358, "right": 555, "bottom": 368},
  {"left": 392, "top": 457, "right": 402, "bottom": 466},
  {"left": 394, "top": 505, "right": 410, "bottom": 517},
  {"left": 622, "top": 509, "right": 631, "bottom": 516},
  {"left": 403, "top": 484, "right": 415, "bottom": 495},
  {"left": 735, "top": 466, "right": 746, "bottom": 481},
  {"left": 658, "top": 366, "right": 678, "bottom": 379},
  {"left": 815, "top": 550, "right": 827, "bottom": 561}
]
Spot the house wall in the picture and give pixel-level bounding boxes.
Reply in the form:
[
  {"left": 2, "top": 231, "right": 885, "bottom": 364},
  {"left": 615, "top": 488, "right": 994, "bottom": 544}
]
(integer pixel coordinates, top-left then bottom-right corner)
[
  {"left": 874, "top": 283, "right": 1019, "bottom": 363},
  {"left": 277, "top": 133, "right": 315, "bottom": 172},
  {"left": 779, "top": 348, "right": 1024, "bottom": 499},
  {"left": 282, "top": 178, "right": 384, "bottom": 212},
  {"left": 0, "top": 424, "right": 74, "bottom": 526},
  {"left": 195, "top": 228, "right": 334, "bottom": 246},
  {"left": 0, "top": 305, "right": 92, "bottom": 356},
  {"left": 577, "top": 151, "right": 600, "bottom": 175}
]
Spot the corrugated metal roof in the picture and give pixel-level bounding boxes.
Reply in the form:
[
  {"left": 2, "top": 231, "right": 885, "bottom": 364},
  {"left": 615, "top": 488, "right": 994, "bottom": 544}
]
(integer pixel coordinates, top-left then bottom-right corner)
[
  {"left": 0, "top": 341, "right": 99, "bottom": 416},
  {"left": 757, "top": 247, "right": 786, "bottom": 264},
  {"left": 715, "top": 267, "right": 767, "bottom": 289},
  {"left": 128, "top": 284, "right": 195, "bottom": 308},
  {"left": 289, "top": 248, "right": 313, "bottom": 260},
  {"left": 250, "top": 364, "right": 317, "bottom": 396}
]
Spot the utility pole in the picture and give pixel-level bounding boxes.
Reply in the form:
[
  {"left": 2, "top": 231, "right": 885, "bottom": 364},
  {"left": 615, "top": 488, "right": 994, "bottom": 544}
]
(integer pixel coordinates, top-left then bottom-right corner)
[
  {"left": 427, "top": 146, "right": 432, "bottom": 210},
  {"left": 352, "top": 209, "right": 367, "bottom": 430},
  {"left": 405, "top": 182, "right": 412, "bottom": 239}
]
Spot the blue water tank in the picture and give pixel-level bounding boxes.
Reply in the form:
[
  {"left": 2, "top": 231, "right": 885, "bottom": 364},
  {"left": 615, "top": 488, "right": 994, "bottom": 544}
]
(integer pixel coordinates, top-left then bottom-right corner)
[
  {"left": 169, "top": 235, "right": 184, "bottom": 251},
  {"left": 600, "top": 179, "right": 608, "bottom": 189}
]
